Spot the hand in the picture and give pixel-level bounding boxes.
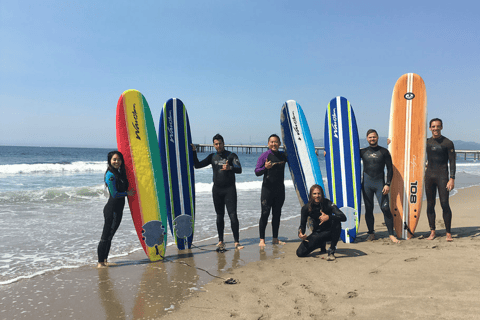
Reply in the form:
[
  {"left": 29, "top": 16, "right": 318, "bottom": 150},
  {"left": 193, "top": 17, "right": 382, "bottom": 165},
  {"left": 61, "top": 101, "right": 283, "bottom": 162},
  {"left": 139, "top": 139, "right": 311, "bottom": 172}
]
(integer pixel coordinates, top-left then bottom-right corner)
[
  {"left": 127, "top": 188, "right": 135, "bottom": 196},
  {"left": 221, "top": 160, "right": 231, "bottom": 171},
  {"left": 319, "top": 211, "right": 329, "bottom": 225},
  {"left": 191, "top": 143, "right": 196, "bottom": 152},
  {"left": 387, "top": 138, "right": 391, "bottom": 145},
  {"left": 265, "top": 160, "right": 273, "bottom": 169},
  {"left": 446, "top": 178, "right": 455, "bottom": 192},
  {"left": 382, "top": 185, "right": 390, "bottom": 195},
  {"left": 298, "top": 231, "right": 308, "bottom": 241}
]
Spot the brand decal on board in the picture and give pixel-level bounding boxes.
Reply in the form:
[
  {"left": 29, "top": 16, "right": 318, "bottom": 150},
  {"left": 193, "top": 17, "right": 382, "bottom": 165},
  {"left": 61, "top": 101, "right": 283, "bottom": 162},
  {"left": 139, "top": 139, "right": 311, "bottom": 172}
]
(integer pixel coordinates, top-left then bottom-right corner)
[
  {"left": 332, "top": 108, "right": 339, "bottom": 139},
  {"left": 404, "top": 92, "right": 415, "bottom": 100},
  {"left": 132, "top": 104, "right": 141, "bottom": 140},
  {"left": 291, "top": 110, "right": 302, "bottom": 141},
  {"left": 168, "top": 110, "right": 175, "bottom": 143}
]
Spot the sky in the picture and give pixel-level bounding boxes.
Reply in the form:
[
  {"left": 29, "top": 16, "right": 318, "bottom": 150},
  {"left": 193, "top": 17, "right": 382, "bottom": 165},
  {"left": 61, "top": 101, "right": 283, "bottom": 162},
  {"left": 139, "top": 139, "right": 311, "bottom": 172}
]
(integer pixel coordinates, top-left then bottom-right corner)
[{"left": 1, "top": 0, "right": 479, "bottom": 148}]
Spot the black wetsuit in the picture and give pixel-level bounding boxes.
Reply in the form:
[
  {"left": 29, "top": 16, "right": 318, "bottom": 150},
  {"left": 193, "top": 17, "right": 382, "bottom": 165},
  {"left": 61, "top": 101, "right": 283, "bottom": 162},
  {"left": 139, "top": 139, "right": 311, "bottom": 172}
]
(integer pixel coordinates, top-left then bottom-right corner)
[
  {"left": 425, "top": 136, "right": 456, "bottom": 233},
  {"left": 193, "top": 150, "right": 242, "bottom": 243},
  {"left": 98, "top": 170, "right": 129, "bottom": 263},
  {"left": 255, "top": 149, "right": 287, "bottom": 240},
  {"left": 360, "top": 145, "right": 395, "bottom": 236},
  {"left": 296, "top": 199, "right": 346, "bottom": 257}
]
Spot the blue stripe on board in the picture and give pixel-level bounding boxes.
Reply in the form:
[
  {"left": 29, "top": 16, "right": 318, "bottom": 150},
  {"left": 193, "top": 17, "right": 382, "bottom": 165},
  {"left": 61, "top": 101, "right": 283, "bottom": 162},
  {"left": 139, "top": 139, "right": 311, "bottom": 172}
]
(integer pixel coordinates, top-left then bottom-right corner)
[{"left": 159, "top": 107, "right": 174, "bottom": 236}]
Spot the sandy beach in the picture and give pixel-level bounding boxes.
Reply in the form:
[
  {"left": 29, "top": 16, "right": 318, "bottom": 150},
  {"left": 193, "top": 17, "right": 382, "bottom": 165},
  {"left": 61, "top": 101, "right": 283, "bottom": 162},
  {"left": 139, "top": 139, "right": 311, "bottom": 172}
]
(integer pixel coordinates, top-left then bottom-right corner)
[{"left": 1, "top": 186, "right": 480, "bottom": 319}]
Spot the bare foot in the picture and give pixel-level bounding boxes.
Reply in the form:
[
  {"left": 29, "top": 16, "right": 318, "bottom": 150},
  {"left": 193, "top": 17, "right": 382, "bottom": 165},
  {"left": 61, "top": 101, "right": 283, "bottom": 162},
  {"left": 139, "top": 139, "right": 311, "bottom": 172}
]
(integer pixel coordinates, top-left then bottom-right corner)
[
  {"left": 389, "top": 235, "right": 400, "bottom": 243},
  {"left": 216, "top": 241, "right": 225, "bottom": 248},
  {"left": 259, "top": 239, "right": 266, "bottom": 247},
  {"left": 446, "top": 233, "right": 453, "bottom": 242},
  {"left": 235, "top": 242, "right": 244, "bottom": 250},
  {"left": 366, "top": 233, "right": 376, "bottom": 241},
  {"left": 272, "top": 238, "right": 285, "bottom": 245},
  {"left": 97, "top": 262, "right": 107, "bottom": 268},
  {"left": 426, "top": 230, "right": 436, "bottom": 240}
]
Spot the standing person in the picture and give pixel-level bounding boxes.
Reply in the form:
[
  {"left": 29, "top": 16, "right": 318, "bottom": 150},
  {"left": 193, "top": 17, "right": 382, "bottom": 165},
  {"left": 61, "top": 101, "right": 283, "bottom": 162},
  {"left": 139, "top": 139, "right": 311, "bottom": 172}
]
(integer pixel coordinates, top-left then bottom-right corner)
[
  {"left": 192, "top": 134, "right": 244, "bottom": 249},
  {"left": 361, "top": 129, "right": 400, "bottom": 243},
  {"left": 425, "top": 118, "right": 456, "bottom": 241},
  {"left": 97, "top": 151, "right": 135, "bottom": 268},
  {"left": 255, "top": 134, "right": 288, "bottom": 247},
  {"left": 297, "top": 184, "right": 347, "bottom": 260}
]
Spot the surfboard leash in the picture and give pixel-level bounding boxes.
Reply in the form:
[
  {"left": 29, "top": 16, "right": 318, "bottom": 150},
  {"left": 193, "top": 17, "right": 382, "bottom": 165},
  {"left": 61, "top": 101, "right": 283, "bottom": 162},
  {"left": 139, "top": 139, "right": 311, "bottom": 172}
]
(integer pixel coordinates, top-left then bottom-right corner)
[{"left": 403, "top": 222, "right": 414, "bottom": 237}]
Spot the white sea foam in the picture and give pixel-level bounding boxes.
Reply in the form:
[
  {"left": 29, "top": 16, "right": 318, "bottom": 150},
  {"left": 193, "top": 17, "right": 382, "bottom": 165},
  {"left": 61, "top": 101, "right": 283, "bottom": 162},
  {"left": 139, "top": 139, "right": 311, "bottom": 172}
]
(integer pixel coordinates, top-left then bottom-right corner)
[{"left": 0, "top": 161, "right": 106, "bottom": 176}]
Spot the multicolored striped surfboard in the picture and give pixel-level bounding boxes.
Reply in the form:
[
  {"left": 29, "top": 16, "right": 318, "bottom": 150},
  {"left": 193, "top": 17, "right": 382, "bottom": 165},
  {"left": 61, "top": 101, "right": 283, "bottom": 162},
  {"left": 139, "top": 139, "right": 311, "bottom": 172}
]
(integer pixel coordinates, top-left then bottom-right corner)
[
  {"left": 116, "top": 89, "right": 168, "bottom": 261},
  {"left": 388, "top": 73, "right": 427, "bottom": 239},
  {"left": 159, "top": 98, "right": 195, "bottom": 250},
  {"left": 324, "top": 96, "right": 362, "bottom": 243},
  {"left": 281, "top": 100, "right": 324, "bottom": 207}
]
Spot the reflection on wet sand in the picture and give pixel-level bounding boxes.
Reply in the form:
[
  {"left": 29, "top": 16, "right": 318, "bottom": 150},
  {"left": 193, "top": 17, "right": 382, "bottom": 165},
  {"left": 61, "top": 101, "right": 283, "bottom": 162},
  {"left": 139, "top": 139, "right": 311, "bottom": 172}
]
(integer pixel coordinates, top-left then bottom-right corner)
[{"left": 97, "top": 268, "right": 126, "bottom": 320}]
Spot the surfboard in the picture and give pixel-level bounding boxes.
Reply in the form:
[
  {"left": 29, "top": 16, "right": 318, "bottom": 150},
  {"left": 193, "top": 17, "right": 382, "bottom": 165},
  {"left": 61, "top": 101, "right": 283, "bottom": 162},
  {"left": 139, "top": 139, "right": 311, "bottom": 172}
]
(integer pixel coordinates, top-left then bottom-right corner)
[
  {"left": 280, "top": 100, "right": 324, "bottom": 207},
  {"left": 158, "top": 98, "right": 195, "bottom": 250},
  {"left": 388, "top": 73, "right": 427, "bottom": 239},
  {"left": 324, "top": 96, "right": 362, "bottom": 243},
  {"left": 116, "top": 89, "right": 168, "bottom": 261}
]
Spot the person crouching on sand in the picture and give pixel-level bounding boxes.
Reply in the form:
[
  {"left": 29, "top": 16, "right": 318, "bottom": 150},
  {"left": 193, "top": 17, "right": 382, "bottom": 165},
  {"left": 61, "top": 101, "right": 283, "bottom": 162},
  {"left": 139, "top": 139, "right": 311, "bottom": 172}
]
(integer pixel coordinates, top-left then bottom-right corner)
[{"left": 296, "top": 184, "right": 346, "bottom": 261}]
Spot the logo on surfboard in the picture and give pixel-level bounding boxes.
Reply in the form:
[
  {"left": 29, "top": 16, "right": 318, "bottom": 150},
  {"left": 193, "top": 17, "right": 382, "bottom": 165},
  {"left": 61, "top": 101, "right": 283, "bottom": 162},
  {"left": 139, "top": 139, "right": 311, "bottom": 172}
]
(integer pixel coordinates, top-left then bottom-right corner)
[
  {"left": 291, "top": 110, "right": 302, "bottom": 141},
  {"left": 404, "top": 92, "right": 415, "bottom": 100},
  {"left": 168, "top": 110, "right": 175, "bottom": 143},
  {"left": 332, "top": 108, "right": 339, "bottom": 139},
  {"left": 410, "top": 181, "right": 418, "bottom": 203},
  {"left": 132, "top": 104, "right": 141, "bottom": 140}
]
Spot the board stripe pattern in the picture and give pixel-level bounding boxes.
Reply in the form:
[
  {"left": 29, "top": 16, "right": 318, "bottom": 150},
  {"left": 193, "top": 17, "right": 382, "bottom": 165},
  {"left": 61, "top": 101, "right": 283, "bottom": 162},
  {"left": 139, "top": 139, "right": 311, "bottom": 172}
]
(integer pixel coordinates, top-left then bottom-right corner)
[
  {"left": 116, "top": 89, "right": 167, "bottom": 261},
  {"left": 159, "top": 98, "right": 195, "bottom": 250},
  {"left": 388, "top": 73, "right": 427, "bottom": 239},
  {"left": 324, "top": 96, "right": 361, "bottom": 243},
  {"left": 281, "top": 100, "right": 324, "bottom": 206}
]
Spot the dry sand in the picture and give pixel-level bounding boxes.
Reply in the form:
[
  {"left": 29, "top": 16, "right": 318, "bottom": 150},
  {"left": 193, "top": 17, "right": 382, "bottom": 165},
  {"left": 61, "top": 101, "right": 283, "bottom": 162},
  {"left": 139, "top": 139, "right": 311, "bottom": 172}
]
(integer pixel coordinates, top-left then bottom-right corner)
[{"left": 1, "top": 186, "right": 479, "bottom": 320}]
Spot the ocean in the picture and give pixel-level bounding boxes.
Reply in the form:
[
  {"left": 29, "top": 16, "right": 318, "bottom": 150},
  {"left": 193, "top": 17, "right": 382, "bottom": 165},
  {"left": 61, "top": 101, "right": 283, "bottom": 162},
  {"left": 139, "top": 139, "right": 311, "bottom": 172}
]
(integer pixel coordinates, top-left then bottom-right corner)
[{"left": 1, "top": 145, "right": 479, "bottom": 285}]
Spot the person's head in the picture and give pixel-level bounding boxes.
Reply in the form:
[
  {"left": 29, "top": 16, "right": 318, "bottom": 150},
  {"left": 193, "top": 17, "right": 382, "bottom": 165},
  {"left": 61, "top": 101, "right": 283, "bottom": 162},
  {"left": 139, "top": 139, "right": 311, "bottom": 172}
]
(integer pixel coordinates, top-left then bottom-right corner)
[
  {"left": 212, "top": 133, "right": 225, "bottom": 153},
  {"left": 267, "top": 134, "right": 281, "bottom": 152},
  {"left": 107, "top": 151, "right": 125, "bottom": 172},
  {"left": 308, "top": 184, "right": 325, "bottom": 205},
  {"left": 429, "top": 118, "right": 443, "bottom": 138},
  {"left": 366, "top": 129, "right": 379, "bottom": 147}
]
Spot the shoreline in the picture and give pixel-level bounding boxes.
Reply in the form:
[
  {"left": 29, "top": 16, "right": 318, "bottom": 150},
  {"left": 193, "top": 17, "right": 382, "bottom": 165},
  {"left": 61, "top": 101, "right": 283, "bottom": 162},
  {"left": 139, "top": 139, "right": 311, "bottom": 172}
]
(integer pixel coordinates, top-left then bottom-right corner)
[{"left": 1, "top": 185, "right": 480, "bottom": 319}]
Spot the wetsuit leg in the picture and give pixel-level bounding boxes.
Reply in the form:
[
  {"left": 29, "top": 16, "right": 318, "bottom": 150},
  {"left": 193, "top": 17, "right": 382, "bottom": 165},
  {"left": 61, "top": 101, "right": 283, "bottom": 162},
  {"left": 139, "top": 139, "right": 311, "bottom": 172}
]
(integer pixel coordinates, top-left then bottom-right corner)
[
  {"left": 362, "top": 178, "right": 376, "bottom": 234},
  {"left": 376, "top": 188, "right": 395, "bottom": 236},
  {"left": 98, "top": 202, "right": 124, "bottom": 263},
  {"left": 271, "top": 187, "right": 285, "bottom": 239},
  {"left": 425, "top": 173, "right": 438, "bottom": 231},
  {"left": 436, "top": 174, "right": 452, "bottom": 233},
  {"left": 224, "top": 185, "right": 240, "bottom": 243},
  {"left": 296, "top": 219, "right": 341, "bottom": 257},
  {"left": 259, "top": 187, "right": 272, "bottom": 240},
  {"left": 212, "top": 186, "right": 226, "bottom": 242}
]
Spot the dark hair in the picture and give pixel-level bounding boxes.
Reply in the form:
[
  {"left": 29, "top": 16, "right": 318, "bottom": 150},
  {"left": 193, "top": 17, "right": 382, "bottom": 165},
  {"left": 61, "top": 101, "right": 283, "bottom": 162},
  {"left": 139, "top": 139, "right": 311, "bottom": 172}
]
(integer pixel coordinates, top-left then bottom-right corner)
[
  {"left": 268, "top": 134, "right": 281, "bottom": 144},
  {"left": 212, "top": 133, "right": 224, "bottom": 143},
  {"left": 307, "top": 184, "right": 325, "bottom": 212},
  {"left": 366, "top": 129, "right": 378, "bottom": 137},
  {"left": 105, "top": 151, "right": 128, "bottom": 188},
  {"left": 429, "top": 118, "right": 443, "bottom": 127}
]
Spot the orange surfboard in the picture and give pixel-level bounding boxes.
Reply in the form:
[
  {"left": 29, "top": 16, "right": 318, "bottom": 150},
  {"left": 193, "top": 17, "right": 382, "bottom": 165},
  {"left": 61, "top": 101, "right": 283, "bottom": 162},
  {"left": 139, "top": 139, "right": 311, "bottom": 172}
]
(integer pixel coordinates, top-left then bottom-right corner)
[{"left": 388, "top": 73, "right": 427, "bottom": 239}]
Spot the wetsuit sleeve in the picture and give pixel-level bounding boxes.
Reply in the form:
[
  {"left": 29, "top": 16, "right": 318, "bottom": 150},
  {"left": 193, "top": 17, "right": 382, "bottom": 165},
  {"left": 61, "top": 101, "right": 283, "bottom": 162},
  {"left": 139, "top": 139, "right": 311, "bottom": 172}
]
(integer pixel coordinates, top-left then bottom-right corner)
[
  {"left": 448, "top": 140, "right": 456, "bottom": 179},
  {"left": 384, "top": 148, "right": 393, "bottom": 186},
  {"left": 255, "top": 151, "right": 269, "bottom": 176},
  {"left": 229, "top": 153, "right": 242, "bottom": 174},
  {"left": 105, "top": 172, "right": 128, "bottom": 198},
  {"left": 327, "top": 200, "right": 347, "bottom": 222},
  {"left": 298, "top": 205, "right": 309, "bottom": 235},
  {"left": 193, "top": 152, "right": 213, "bottom": 169}
]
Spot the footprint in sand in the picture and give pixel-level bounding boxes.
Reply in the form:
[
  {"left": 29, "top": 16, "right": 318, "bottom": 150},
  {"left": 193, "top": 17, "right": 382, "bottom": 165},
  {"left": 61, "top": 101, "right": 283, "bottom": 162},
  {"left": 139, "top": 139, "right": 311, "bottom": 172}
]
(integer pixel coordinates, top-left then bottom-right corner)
[
  {"left": 346, "top": 291, "right": 358, "bottom": 299},
  {"left": 404, "top": 257, "right": 418, "bottom": 262}
]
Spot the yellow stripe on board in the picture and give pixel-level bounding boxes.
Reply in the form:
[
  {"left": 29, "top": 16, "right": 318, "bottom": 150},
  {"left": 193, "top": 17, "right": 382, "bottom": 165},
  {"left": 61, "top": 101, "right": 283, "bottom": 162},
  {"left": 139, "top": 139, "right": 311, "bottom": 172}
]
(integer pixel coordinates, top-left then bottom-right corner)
[
  {"left": 123, "top": 91, "right": 161, "bottom": 259},
  {"left": 327, "top": 103, "right": 337, "bottom": 203},
  {"left": 347, "top": 102, "right": 359, "bottom": 233},
  {"left": 183, "top": 108, "right": 195, "bottom": 227}
]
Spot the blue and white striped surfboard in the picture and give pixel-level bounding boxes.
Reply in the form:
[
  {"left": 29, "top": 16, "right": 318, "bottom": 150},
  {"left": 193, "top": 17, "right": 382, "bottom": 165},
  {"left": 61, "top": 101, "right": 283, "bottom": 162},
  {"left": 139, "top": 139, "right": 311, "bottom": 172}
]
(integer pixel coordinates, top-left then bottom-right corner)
[
  {"left": 159, "top": 98, "right": 195, "bottom": 250},
  {"left": 281, "top": 100, "right": 324, "bottom": 206},
  {"left": 324, "top": 96, "right": 361, "bottom": 243}
]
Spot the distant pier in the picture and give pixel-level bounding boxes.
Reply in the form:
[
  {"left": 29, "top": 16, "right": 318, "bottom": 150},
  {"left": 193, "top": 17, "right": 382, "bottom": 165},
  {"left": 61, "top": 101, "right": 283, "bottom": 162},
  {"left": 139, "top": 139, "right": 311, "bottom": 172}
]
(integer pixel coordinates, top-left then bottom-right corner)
[{"left": 194, "top": 145, "right": 480, "bottom": 159}]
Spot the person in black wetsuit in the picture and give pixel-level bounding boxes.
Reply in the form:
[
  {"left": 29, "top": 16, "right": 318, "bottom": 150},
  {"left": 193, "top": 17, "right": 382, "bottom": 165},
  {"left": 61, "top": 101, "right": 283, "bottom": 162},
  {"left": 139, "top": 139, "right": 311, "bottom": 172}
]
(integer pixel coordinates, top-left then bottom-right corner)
[
  {"left": 297, "top": 184, "right": 346, "bottom": 261},
  {"left": 192, "top": 134, "right": 244, "bottom": 249},
  {"left": 97, "top": 151, "right": 135, "bottom": 268},
  {"left": 425, "top": 118, "right": 456, "bottom": 241},
  {"left": 255, "top": 134, "right": 287, "bottom": 247},
  {"left": 361, "top": 129, "right": 400, "bottom": 243}
]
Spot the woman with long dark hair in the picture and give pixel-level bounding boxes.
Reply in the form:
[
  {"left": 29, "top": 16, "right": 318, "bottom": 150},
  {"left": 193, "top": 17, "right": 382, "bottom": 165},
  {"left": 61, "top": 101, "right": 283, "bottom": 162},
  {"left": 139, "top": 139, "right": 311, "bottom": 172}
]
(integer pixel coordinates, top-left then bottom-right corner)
[
  {"left": 297, "top": 184, "right": 346, "bottom": 260},
  {"left": 97, "top": 151, "right": 135, "bottom": 268}
]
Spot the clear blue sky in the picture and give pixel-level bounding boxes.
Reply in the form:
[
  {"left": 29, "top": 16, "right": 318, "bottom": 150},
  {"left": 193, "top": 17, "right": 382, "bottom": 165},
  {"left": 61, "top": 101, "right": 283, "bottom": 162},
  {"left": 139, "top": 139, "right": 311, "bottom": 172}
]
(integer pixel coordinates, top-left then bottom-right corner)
[{"left": 1, "top": 1, "right": 479, "bottom": 148}]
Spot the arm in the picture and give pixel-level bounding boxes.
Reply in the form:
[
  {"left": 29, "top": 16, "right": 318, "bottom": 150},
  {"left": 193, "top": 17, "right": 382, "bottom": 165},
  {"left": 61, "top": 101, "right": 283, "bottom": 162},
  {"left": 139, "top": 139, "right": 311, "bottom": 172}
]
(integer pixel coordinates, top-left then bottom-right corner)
[
  {"left": 383, "top": 149, "right": 393, "bottom": 194},
  {"left": 327, "top": 200, "right": 347, "bottom": 222},
  {"left": 193, "top": 151, "right": 212, "bottom": 169},
  {"left": 228, "top": 153, "right": 242, "bottom": 174},
  {"left": 255, "top": 151, "right": 269, "bottom": 176},
  {"left": 447, "top": 141, "right": 456, "bottom": 191},
  {"left": 298, "top": 205, "right": 309, "bottom": 236},
  {"left": 105, "top": 172, "right": 129, "bottom": 198}
]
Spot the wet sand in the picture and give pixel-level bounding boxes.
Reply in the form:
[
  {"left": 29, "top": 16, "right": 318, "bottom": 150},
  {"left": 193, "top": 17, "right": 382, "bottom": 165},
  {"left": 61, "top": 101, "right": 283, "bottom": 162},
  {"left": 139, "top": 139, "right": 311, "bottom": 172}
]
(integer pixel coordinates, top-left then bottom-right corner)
[{"left": 1, "top": 186, "right": 480, "bottom": 319}]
